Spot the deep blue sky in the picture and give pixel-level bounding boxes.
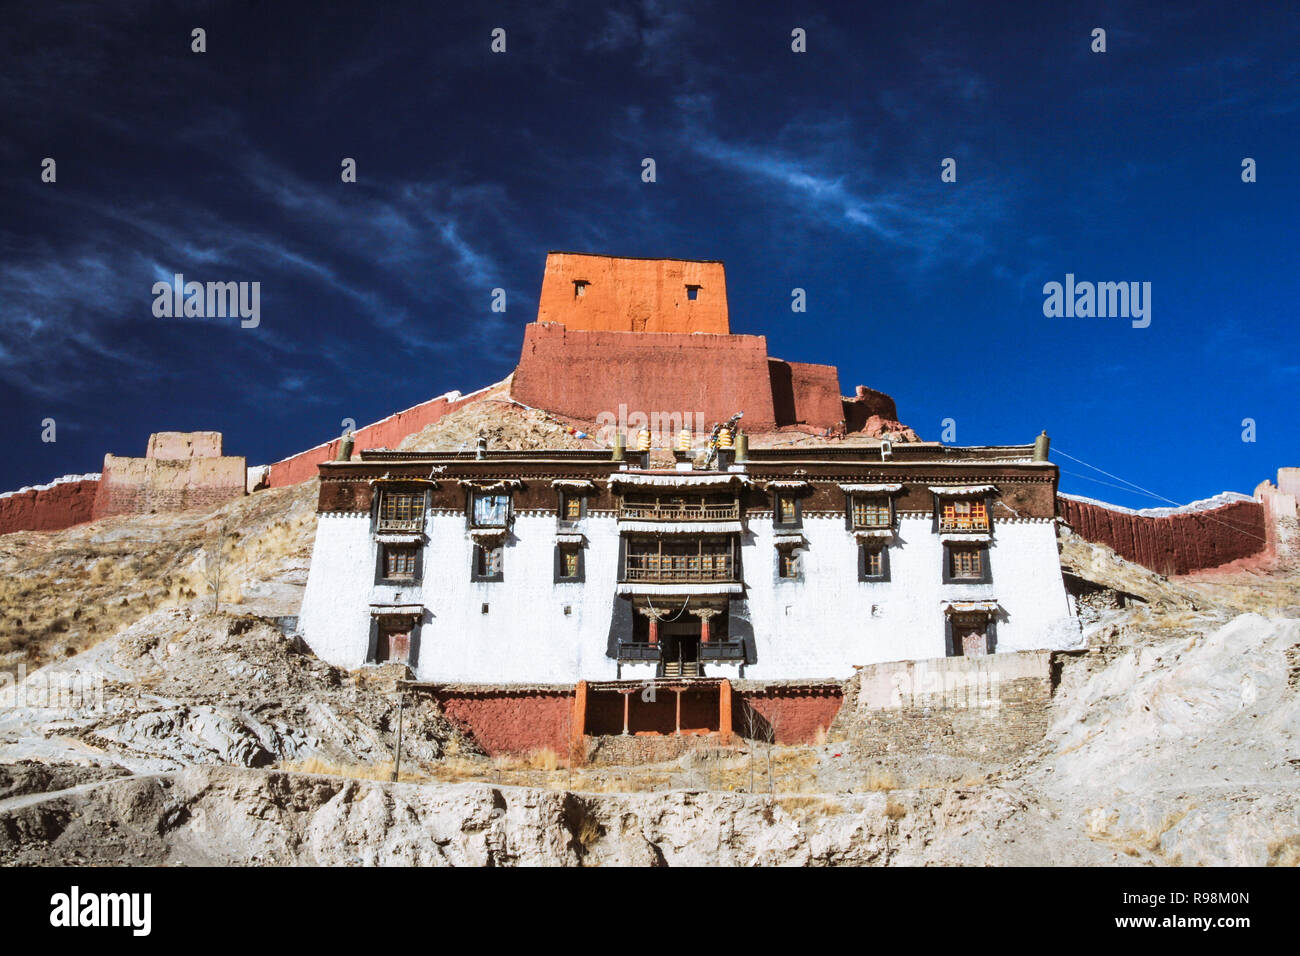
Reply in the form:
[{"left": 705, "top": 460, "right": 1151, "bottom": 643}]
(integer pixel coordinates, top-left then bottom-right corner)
[{"left": 2, "top": 1, "right": 1296, "bottom": 507}]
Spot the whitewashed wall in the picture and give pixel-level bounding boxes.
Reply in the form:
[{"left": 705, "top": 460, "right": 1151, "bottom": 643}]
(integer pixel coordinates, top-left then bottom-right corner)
[
  {"left": 737, "top": 513, "right": 1080, "bottom": 681},
  {"left": 298, "top": 507, "right": 1081, "bottom": 682}
]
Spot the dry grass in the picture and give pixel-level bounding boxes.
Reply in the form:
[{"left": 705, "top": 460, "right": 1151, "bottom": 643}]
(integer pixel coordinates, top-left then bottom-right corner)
[
  {"left": 0, "top": 481, "right": 318, "bottom": 678},
  {"left": 277, "top": 756, "right": 431, "bottom": 784},
  {"left": 777, "top": 795, "right": 845, "bottom": 818},
  {"left": 864, "top": 768, "right": 901, "bottom": 791}
]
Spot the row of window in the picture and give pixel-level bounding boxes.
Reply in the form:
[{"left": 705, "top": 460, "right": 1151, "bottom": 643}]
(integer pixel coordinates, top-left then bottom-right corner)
[
  {"left": 379, "top": 540, "right": 987, "bottom": 585},
  {"left": 381, "top": 489, "right": 990, "bottom": 533},
  {"left": 775, "top": 541, "right": 986, "bottom": 582},
  {"left": 775, "top": 492, "right": 989, "bottom": 533}
]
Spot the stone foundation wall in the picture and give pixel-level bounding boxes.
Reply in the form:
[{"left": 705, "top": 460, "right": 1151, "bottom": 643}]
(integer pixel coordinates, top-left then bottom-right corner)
[{"left": 830, "top": 651, "right": 1054, "bottom": 763}]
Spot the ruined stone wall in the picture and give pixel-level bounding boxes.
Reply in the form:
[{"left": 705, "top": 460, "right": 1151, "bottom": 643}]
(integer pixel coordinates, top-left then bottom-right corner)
[
  {"left": 92, "top": 454, "right": 246, "bottom": 518},
  {"left": 422, "top": 686, "right": 576, "bottom": 757},
  {"left": 843, "top": 385, "right": 901, "bottom": 432},
  {"left": 0, "top": 475, "right": 100, "bottom": 535},
  {"left": 1058, "top": 494, "right": 1267, "bottom": 576},
  {"left": 536, "top": 253, "right": 730, "bottom": 334},
  {"left": 511, "top": 322, "right": 781, "bottom": 429},
  {"left": 830, "top": 651, "right": 1053, "bottom": 763}
]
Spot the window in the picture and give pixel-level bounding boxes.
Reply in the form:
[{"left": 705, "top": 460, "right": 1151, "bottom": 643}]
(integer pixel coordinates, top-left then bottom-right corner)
[
  {"left": 474, "top": 543, "right": 503, "bottom": 579},
  {"left": 776, "top": 493, "right": 797, "bottom": 524},
  {"left": 685, "top": 284, "right": 700, "bottom": 301},
  {"left": 940, "top": 499, "right": 989, "bottom": 532},
  {"left": 949, "top": 546, "right": 983, "bottom": 580},
  {"left": 472, "top": 492, "right": 510, "bottom": 527},
  {"left": 573, "top": 279, "right": 588, "bottom": 297},
  {"left": 378, "top": 491, "right": 425, "bottom": 531},
  {"left": 562, "top": 493, "right": 582, "bottom": 521},
  {"left": 859, "top": 543, "right": 890, "bottom": 581},
  {"left": 557, "top": 546, "right": 581, "bottom": 581},
  {"left": 778, "top": 549, "right": 800, "bottom": 579},
  {"left": 851, "top": 496, "right": 891, "bottom": 529},
  {"left": 382, "top": 545, "right": 417, "bottom": 580}
]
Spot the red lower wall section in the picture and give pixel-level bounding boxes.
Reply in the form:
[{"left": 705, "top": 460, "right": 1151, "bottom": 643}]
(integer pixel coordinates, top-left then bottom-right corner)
[
  {"left": 425, "top": 687, "right": 576, "bottom": 757},
  {"left": 512, "top": 323, "right": 781, "bottom": 429},
  {"left": 734, "top": 685, "right": 844, "bottom": 745},
  {"left": 423, "top": 682, "right": 843, "bottom": 756},
  {"left": 0, "top": 477, "right": 100, "bottom": 536},
  {"left": 1058, "top": 495, "right": 1268, "bottom": 576},
  {"left": 266, "top": 389, "right": 484, "bottom": 487}
]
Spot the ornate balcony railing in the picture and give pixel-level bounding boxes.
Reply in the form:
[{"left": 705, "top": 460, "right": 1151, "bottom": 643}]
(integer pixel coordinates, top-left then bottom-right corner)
[
  {"left": 617, "top": 642, "right": 661, "bottom": 661},
  {"left": 937, "top": 516, "right": 990, "bottom": 533},
  {"left": 624, "top": 554, "right": 736, "bottom": 582},
  {"left": 698, "top": 640, "right": 745, "bottom": 662},
  {"left": 376, "top": 516, "right": 424, "bottom": 533},
  {"left": 619, "top": 501, "right": 740, "bottom": 521}
]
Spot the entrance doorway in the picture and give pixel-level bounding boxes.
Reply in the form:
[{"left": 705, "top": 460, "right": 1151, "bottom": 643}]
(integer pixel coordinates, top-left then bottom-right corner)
[
  {"left": 950, "top": 613, "right": 989, "bottom": 657},
  {"left": 660, "top": 620, "right": 701, "bottom": 677},
  {"left": 376, "top": 619, "right": 413, "bottom": 665}
]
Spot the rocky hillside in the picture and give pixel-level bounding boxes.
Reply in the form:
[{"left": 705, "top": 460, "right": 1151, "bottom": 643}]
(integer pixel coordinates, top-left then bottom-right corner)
[
  {"left": 0, "top": 481, "right": 319, "bottom": 680},
  {"left": 0, "top": 607, "right": 477, "bottom": 774}
]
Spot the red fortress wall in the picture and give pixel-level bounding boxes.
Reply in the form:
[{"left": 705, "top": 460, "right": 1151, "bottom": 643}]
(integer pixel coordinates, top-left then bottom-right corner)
[
  {"left": 1058, "top": 494, "right": 1268, "bottom": 576},
  {"left": 512, "top": 252, "right": 861, "bottom": 430},
  {"left": 265, "top": 388, "right": 487, "bottom": 487},
  {"left": 0, "top": 475, "right": 100, "bottom": 535}
]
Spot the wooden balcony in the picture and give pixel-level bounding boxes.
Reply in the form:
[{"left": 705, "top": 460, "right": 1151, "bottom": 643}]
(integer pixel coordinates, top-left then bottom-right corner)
[
  {"left": 376, "top": 516, "right": 424, "bottom": 533},
  {"left": 698, "top": 640, "right": 745, "bottom": 662},
  {"left": 624, "top": 553, "right": 736, "bottom": 582},
  {"left": 937, "top": 516, "right": 990, "bottom": 533},
  {"left": 617, "top": 642, "right": 661, "bottom": 662},
  {"left": 619, "top": 501, "right": 740, "bottom": 521}
]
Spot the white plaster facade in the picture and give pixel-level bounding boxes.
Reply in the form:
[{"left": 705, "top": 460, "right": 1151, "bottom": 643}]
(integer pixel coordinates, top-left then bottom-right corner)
[{"left": 298, "top": 496, "right": 1082, "bottom": 683}]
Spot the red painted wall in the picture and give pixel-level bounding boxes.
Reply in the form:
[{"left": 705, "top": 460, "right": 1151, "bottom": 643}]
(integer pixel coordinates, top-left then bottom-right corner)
[
  {"left": 735, "top": 687, "right": 844, "bottom": 744},
  {"left": 426, "top": 688, "right": 575, "bottom": 757},
  {"left": 0, "top": 478, "right": 99, "bottom": 536},
  {"left": 266, "top": 390, "right": 483, "bottom": 487},
  {"left": 512, "top": 322, "right": 780, "bottom": 429},
  {"left": 1058, "top": 496, "right": 1267, "bottom": 576},
  {"left": 536, "top": 253, "right": 730, "bottom": 334}
]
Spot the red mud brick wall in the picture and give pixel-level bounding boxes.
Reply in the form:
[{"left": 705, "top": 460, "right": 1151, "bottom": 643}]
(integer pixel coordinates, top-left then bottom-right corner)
[
  {"left": 1058, "top": 496, "right": 1267, "bottom": 576},
  {"left": 768, "top": 359, "right": 846, "bottom": 428},
  {"left": 536, "top": 253, "right": 730, "bottom": 334},
  {"left": 0, "top": 477, "right": 100, "bottom": 535},
  {"left": 735, "top": 686, "right": 844, "bottom": 744},
  {"left": 427, "top": 688, "right": 575, "bottom": 756},
  {"left": 266, "top": 390, "right": 481, "bottom": 487},
  {"left": 511, "top": 322, "right": 780, "bottom": 429}
]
